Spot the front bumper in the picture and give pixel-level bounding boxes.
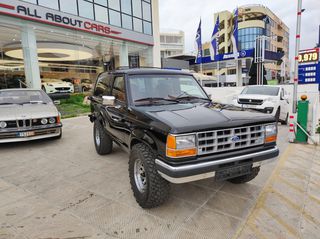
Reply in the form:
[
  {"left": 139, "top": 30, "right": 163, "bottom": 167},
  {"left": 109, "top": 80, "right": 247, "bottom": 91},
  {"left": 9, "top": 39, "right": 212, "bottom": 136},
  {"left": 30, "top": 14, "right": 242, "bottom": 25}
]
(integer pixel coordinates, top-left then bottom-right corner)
[
  {"left": 0, "top": 125, "right": 62, "bottom": 143},
  {"left": 156, "top": 146, "right": 279, "bottom": 183}
]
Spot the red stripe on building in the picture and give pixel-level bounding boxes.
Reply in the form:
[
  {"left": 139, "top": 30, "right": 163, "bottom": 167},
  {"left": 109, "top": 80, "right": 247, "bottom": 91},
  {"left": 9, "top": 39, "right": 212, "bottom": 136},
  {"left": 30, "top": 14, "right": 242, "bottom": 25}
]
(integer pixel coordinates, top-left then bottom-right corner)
[
  {"left": 290, "top": 115, "right": 294, "bottom": 119},
  {"left": 0, "top": 3, "right": 15, "bottom": 10},
  {"left": 296, "top": 35, "right": 300, "bottom": 38},
  {"left": 289, "top": 129, "right": 294, "bottom": 132},
  {"left": 297, "top": 12, "right": 302, "bottom": 15}
]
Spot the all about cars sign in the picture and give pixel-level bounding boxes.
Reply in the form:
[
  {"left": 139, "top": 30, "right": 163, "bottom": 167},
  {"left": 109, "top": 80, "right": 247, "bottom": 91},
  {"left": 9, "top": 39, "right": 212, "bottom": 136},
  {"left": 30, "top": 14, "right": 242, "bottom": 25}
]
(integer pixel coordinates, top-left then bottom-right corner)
[{"left": 0, "top": 0, "right": 154, "bottom": 46}]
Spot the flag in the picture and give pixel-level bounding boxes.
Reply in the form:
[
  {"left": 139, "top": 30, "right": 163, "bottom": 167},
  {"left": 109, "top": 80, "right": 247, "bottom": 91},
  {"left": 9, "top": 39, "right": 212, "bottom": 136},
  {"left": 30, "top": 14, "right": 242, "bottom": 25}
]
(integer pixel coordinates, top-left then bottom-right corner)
[
  {"left": 209, "top": 16, "right": 220, "bottom": 61},
  {"left": 195, "top": 20, "right": 202, "bottom": 64},
  {"left": 231, "top": 8, "right": 239, "bottom": 59}
]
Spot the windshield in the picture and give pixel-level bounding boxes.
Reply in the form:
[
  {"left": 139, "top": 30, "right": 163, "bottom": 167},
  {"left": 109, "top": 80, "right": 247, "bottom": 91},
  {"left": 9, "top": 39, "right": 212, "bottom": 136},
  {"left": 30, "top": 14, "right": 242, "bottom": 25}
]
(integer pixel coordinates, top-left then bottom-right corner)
[
  {"left": 0, "top": 90, "right": 52, "bottom": 105},
  {"left": 241, "top": 86, "right": 280, "bottom": 96},
  {"left": 128, "top": 75, "right": 208, "bottom": 104}
]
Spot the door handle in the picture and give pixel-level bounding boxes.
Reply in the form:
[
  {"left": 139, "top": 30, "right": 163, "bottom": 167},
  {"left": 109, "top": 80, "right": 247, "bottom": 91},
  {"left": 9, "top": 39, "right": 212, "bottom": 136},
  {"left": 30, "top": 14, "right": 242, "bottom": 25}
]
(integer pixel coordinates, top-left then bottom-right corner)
[{"left": 111, "top": 115, "right": 123, "bottom": 122}]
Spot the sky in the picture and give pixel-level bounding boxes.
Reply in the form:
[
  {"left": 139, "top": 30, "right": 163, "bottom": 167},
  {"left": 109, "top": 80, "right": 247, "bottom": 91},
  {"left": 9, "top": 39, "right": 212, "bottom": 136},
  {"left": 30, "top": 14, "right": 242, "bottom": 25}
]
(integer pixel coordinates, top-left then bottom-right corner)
[{"left": 159, "top": 0, "right": 320, "bottom": 62}]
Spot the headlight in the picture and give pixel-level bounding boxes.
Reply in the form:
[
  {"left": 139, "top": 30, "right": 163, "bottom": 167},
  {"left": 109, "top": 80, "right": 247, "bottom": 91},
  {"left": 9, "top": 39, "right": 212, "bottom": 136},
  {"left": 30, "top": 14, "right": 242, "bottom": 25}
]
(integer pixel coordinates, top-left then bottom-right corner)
[
  {"left": 0, "top": 121, "right": 7, "bottom": 129},
  {"left": 41, "top": 118, "right": 48, "bottom": 125},
  {"left": 265, "top": 124, "right": 277, "bottom": 143},
  {"left": 166, "top": 134, "right": 197, "bottom": 158},
  {"left": 48, "top": 84, "right": 54, "bottom": 87},
  {"left": 49, "top": 117, "right": 56, "bottom": 124},
  {"left": 264, "top": 97, "right": 277, "bottom": 103}
]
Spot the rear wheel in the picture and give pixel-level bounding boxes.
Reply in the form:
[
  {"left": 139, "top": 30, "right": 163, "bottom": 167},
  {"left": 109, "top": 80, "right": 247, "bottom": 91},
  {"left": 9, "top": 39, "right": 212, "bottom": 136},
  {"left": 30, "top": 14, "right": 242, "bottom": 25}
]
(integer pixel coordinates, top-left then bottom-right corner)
[
  {"left": 228, "top": 167, "right": 260, "bottom": 184},
  {"left": 93, "top": 120, "right": 112, "bottom": 155},
  {"left": 129, "top": 143, "right": 170, "bottom": 208}
]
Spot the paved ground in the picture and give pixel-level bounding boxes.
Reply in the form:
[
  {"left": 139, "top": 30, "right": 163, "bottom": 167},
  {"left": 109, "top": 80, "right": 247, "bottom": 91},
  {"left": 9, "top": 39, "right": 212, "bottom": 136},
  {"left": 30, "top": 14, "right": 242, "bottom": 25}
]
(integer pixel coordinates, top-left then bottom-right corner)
[{"left": 0, "top": 116, "right": 318, "bottom": 239}]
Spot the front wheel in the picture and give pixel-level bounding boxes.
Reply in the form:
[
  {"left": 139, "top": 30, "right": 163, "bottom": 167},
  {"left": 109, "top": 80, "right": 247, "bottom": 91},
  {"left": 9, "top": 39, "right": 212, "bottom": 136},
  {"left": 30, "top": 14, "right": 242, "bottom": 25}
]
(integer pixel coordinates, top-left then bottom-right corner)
[
  {"left": 93, "top": 120, "right": 112, "bottom": 155},
  {"left": 129, "top": 143, "right": 170, "bottom": 208},
  {"left": 228, "top": 167, "right": 260, "bottom": 184},
  {"left": 275, "top": 107, "right": 280, "bottom": 122},
  {"left": 281, "top": 113, "right": 288, "bottom": 125}
]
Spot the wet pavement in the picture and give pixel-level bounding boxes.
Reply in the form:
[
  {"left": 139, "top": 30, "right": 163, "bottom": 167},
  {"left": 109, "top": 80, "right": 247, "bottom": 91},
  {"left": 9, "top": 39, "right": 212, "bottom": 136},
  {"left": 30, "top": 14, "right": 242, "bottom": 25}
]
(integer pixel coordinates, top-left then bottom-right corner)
[{"left": 0, "top": 116, "right": 318, "bottom": 239}]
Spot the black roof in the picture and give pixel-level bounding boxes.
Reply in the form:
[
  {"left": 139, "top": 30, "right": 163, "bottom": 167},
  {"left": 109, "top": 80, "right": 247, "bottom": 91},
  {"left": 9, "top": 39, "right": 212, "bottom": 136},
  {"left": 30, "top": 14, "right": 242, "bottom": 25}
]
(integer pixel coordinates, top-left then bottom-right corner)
[{"left": 101, "top": 68, "right": 193, "bottom": 76}]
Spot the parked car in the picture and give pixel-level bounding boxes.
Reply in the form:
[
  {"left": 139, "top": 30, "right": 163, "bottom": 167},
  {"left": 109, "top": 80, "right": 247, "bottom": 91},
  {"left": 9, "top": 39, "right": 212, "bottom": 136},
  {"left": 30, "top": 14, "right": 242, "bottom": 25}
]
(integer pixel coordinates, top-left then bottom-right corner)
[
  {"left": 42, "top": 78, "right": 74, "bottom": 94},
  {"left": 0, "top": 89, "right": 62, "bottom": 143},
  {"left": 89, "top": 68, "right": 279, "bottom": 208},
  {"left": 232, "top": 85, "right": 289, "bottom": 124},
  {"left": 80, "top": 79, "right": 93, "bottom": 92}
]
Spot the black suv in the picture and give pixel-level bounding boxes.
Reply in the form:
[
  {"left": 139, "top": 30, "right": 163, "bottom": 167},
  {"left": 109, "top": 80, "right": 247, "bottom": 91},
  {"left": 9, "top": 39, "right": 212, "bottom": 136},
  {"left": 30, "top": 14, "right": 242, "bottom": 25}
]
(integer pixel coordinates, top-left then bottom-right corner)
[{"left": 89, "top": 68, "right": 279, "bottom": 208}]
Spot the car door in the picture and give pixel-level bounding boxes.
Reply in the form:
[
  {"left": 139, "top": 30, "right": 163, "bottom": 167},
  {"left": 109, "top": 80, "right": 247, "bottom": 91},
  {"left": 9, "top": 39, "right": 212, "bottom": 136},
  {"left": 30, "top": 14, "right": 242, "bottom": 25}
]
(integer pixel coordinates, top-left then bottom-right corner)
[{"left": 105, "top": 75, "right": 130, "bottom": 145}]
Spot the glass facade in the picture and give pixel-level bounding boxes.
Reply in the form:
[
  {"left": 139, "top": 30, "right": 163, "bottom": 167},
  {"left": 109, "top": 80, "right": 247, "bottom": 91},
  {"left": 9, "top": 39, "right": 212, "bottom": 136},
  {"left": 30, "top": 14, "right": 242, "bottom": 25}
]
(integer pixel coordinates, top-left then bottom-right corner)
[
  {"left": 238, "top": 27, "right": 264, "bottom": 50},
  {"left": 21, "top": 0, "right": 153, "bottom": 35}
]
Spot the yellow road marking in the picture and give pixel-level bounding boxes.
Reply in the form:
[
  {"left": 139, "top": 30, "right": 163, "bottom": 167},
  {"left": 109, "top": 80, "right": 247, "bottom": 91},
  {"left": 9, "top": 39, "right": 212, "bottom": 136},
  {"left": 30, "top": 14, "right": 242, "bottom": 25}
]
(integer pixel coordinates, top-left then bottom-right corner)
[
  {"left": 247, "top": 223, "right": 269, "bottom": 239},
  {"left": 272, "top": 189, "right": 302, "bottom": 211},
  {"left": 277, "top": 176, "right": 306, "bottom": 194},
  {"left": 286, "top": 169, "right": 307, "bottom": 181},
  {"left": 308, "top": 194, "right": 320, "bottom": 205},
  {"left": 232, "top": 145, "right": 293, "bottom": 239},
  {"left": 262, "top": 207, "right": 299, "bottom": 238}
]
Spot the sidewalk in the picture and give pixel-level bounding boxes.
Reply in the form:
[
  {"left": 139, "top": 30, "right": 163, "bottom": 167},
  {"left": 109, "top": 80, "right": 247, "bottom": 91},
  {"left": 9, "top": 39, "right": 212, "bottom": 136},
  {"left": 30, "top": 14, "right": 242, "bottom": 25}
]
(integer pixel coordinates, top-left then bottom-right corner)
[{"left": 233, "top": 143, "right": 320, "bottom": 239}]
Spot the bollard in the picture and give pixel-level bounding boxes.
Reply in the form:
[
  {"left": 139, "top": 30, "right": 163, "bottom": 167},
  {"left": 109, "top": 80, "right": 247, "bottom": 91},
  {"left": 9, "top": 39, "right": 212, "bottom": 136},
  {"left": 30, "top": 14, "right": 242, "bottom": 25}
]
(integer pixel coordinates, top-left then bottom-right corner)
[{"left": 295, "top": 95, "right": 309, "bottom": 143}]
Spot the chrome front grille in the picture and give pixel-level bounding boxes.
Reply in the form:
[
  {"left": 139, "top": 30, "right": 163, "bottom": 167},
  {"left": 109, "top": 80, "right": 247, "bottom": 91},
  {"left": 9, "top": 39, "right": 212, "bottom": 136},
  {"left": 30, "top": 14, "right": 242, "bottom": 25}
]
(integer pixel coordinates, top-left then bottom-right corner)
[{"left": 197, "top": 125, "right": 265, "bottom": 155}]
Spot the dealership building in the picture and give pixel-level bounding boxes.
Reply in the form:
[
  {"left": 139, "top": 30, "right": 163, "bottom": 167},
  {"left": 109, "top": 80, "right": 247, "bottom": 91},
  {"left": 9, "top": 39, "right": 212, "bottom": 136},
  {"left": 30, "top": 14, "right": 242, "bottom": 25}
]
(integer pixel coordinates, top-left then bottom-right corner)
[{"left": 0, "top": 0, "right": 160, "bottom": 89}]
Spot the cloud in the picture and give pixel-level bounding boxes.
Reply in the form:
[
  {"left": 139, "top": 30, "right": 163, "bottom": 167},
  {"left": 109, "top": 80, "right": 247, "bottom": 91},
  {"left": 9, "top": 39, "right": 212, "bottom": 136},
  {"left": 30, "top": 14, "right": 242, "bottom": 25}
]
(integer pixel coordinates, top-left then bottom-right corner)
[{"left": 159, "top": 0, "right": 320, "bottom": 66}]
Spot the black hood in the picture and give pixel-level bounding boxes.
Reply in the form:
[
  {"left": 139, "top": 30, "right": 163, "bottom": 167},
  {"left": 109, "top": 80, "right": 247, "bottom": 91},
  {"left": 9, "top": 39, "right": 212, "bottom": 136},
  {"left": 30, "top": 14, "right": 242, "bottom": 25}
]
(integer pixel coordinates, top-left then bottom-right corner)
[{"left": 132, "top": 103, "right": 275, "bottom": 134}]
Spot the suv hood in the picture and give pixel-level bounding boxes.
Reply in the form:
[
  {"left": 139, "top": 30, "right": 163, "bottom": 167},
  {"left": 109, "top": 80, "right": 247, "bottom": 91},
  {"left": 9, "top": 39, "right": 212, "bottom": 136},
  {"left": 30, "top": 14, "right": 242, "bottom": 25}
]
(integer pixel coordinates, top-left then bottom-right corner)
[
  {"left": 134, "top": 103, "right": 275, "bottom": 134},
  {"left": 0, "top": 103, "right": 58, "bottom": 121}
]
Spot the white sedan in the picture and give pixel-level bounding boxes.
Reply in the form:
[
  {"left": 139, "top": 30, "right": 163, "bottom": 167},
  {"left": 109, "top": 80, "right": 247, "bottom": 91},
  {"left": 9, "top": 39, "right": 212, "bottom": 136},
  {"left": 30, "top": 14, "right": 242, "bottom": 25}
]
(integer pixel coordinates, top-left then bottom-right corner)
[
  {"left": 0, "top": 89, "right": 62, "bottom": 143},
  {"left": 42, "top": 78, "right": 74, "bottom": 94},
  {"left": 232, "top": 85, "right": 290, "bottom": 124}
]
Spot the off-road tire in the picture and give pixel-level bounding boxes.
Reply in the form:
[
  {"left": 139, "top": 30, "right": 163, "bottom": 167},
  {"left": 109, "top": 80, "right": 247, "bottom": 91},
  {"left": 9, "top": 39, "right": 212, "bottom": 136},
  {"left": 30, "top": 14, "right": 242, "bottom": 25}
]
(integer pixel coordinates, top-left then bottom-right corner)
[
  {"left": 275, "top": 108, "right": 280, "bottom": 122},
  {"left": 228, "top": 167, "right": 260, "bottom": 184},
  {"left": 129, "top": 143, "right": 170, "bottom": 208},
  {"left": 93, "top": 120, "right": 112, "bottom": 155},
  {"left": 281, "top": 113, "right": 288, "bottom": 125}
]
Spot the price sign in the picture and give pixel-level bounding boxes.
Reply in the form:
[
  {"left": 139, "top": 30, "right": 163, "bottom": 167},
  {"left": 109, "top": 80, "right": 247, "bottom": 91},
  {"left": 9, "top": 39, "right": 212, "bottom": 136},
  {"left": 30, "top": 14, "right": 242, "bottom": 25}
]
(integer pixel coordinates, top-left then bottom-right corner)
[{"left": 298, "top": 49, "right": 319, "bottom": 63}]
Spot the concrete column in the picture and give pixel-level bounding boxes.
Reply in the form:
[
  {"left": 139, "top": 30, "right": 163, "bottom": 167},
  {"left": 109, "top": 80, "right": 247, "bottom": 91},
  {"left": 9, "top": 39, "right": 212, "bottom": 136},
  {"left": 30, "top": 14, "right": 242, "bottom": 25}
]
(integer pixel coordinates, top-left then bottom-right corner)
[
  {"left": 21, "top": 25, "right": 41, "bottom": 89},
  {"left": 151, "top": 0, "right": 161, "bottom": 67},
  {"left": 236, "top": 59, "right": 243, "bottom": 86},
  {"left": 119, "top": 42, "right": 128, "bottom": 67}
]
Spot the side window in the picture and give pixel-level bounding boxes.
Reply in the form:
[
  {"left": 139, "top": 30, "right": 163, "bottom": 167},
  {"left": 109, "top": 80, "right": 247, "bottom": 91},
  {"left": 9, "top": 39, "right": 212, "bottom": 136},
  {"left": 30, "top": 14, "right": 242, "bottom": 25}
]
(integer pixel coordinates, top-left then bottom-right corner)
[
  {"left": 94, "top": 74, "right": 112, "bottom": 96},
  {"left": 112, "top": 76, "right": 126, "bottom": 102},
  {"left": 281, "top": 88, "right": 284, "bottom": 99}
]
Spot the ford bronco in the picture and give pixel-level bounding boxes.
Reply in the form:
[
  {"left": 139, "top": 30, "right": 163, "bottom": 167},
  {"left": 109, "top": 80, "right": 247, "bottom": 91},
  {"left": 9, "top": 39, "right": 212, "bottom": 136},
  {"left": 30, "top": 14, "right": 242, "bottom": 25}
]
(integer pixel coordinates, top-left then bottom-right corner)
[{"left": 89, "top": 68, "right": 279, "bottom": 208}]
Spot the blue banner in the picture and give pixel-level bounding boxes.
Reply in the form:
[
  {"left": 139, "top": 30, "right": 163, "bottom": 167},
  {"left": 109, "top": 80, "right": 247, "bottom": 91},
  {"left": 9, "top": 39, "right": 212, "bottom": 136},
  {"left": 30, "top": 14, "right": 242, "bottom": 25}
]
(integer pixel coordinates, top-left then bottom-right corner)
[
  {"left": 231, "top": 8, "right": 239, "bottom": 58},
  {"left": 195, "top": 20, "right": 202, "bottom": 64},
  {"left": 210, "top": 16, "right": 220, "bottom": 61}
]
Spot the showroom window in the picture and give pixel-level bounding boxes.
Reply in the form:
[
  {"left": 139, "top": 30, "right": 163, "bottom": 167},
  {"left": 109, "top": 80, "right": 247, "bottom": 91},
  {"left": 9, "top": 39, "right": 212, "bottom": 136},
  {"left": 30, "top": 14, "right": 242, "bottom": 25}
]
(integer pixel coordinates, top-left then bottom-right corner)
[
  {"left": 94, "top": 0, "right": 108, "bottom": 7},
  {"left": 38, "top": 0, "right": 59, "bottom": 10},
  {"left": 133, "top": 18, "right": 143, "bottom": 32},
  {"left": 95, "top": 5, "right": 109, "bottom": 23},
  {"left": 60, "top": 0, "right": 78, "bottom": 15},
  {"left": 142, "top": 1, "right": 151, "bottom": 21},
  {"left": 109, "top": 9, "right": 121, "bottom": 27},
  {"left": 143, "top": 21, "right": 152, "bottom": 35},
  {"left": 78, "top": 0, "right": 94, "bottom": 20},
  {"left": 121, "top": 0, "right": 132, "bottom": 15},
  {"left": 122, "top": 14, "right": 133, "bottom": 30},
  {"left": 132, "top": 0, "right": 142, "bottom": 18},
  {"left": 109, "top": 0, "right": 120, "bottom": 11}
]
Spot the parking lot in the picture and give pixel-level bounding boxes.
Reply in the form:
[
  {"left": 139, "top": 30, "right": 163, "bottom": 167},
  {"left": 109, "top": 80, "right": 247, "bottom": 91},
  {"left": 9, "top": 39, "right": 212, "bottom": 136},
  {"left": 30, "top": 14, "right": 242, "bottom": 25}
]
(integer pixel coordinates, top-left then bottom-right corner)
[{"left": 0, "top": 116, "right": 319, "bottom": 239}]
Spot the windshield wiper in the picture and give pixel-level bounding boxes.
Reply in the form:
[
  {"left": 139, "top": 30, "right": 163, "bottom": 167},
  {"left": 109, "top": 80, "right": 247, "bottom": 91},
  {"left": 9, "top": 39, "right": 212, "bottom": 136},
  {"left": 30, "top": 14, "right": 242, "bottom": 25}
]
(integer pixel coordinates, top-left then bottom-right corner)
[
  {"left": 175, "top": 96, "right": 212, "bottom": 102},
  {"left": 135, "top": 97, "right": 178, "bottom": 103}
]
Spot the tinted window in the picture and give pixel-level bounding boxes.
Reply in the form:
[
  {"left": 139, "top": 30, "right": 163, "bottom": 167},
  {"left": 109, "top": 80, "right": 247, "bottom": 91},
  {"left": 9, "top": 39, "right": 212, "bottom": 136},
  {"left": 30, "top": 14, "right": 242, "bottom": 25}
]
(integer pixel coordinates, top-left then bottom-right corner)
[
  {"left": 241, "top": 86, "right": 280, "bottom": 96},
  {"left": 78, "top": 0, "right": 94, "bottom": 19},
  {"left": 38, "top": 0, "right": 59, "bottom": 10},
  {"left": 60, "top": 0, "right": 78, "bottom": 15},
  {"left": 112, "top": 76, "right": 126, "bottom": 102},
  {"left": 94, "top": 74, "right": 112, "bottom": 96}
]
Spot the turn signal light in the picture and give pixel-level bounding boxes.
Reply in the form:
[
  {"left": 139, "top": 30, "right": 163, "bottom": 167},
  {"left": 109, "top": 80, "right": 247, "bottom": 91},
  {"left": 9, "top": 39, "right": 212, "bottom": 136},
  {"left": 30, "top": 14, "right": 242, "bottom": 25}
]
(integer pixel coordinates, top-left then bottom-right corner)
[
  {"left": 265, "top": 135, "right": 277, "bottom": 143},
  {"left": 56, "top": 115, "right": 61, "bottom": 124},
  {"left": 166, "top": 148, "right": 197, "bottom": 158}
]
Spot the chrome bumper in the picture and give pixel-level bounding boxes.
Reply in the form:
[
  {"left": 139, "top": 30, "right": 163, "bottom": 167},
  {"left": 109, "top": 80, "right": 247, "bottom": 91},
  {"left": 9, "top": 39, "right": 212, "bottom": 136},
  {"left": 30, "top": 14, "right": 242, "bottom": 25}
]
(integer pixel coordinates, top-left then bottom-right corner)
[{"left": 156, "top": 147, "right": 279, "bottom": 184}]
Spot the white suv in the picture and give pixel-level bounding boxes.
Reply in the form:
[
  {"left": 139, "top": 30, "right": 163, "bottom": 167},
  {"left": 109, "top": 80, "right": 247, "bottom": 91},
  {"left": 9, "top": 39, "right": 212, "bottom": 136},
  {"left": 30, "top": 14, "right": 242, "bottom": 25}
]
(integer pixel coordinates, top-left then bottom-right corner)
[{"left": 233, "top": 85, "right": 289, "bottom": 124}]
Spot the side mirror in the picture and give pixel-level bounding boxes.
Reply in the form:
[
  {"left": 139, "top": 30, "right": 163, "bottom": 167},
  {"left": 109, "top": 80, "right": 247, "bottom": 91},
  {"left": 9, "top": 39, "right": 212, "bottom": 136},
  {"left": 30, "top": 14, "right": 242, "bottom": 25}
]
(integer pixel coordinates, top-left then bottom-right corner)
[
  {"left": 282, "top": 95, "right": 288, "bottom": 101},
  {"left": 102, "top": 96, "right": 115, "bottom": 106}
]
